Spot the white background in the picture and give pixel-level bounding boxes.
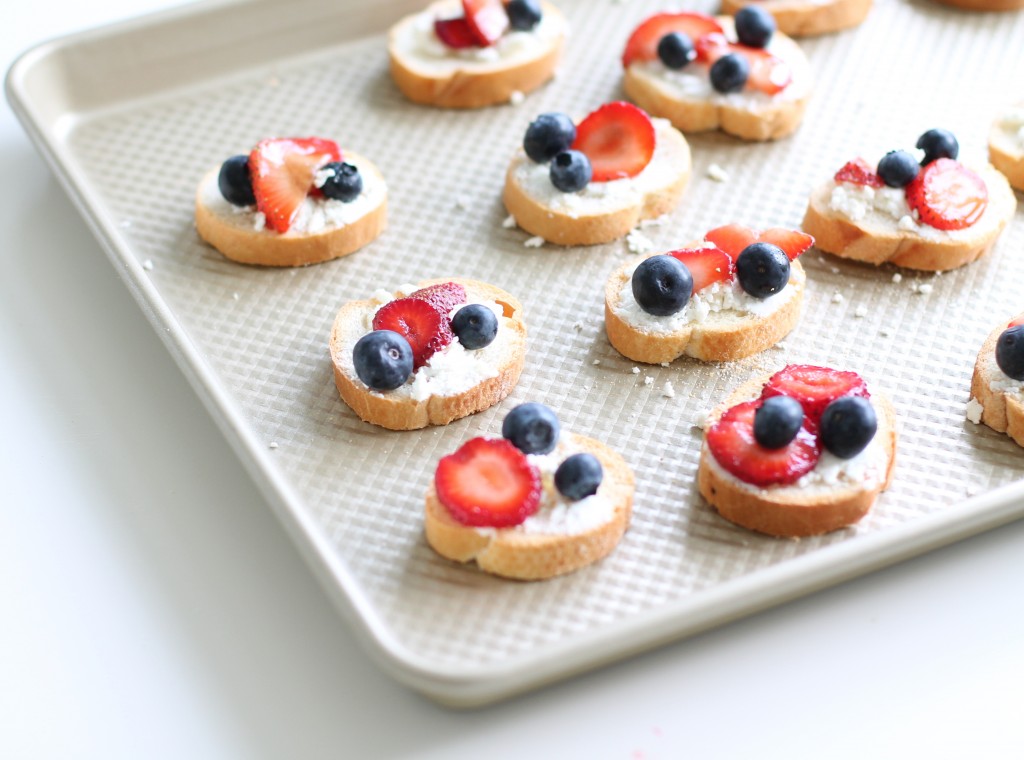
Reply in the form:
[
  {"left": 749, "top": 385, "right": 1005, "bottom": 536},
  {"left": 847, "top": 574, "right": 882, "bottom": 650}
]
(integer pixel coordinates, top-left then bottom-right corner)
[{"left": 2, "top": 1, "right": 1023, "bottom": 758}]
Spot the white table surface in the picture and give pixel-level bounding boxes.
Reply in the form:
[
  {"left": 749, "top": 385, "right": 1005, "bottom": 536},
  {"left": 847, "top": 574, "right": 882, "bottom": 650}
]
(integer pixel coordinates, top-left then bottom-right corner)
[{"left": 2, "top": 2, "right": 1023, "bottom": 758}]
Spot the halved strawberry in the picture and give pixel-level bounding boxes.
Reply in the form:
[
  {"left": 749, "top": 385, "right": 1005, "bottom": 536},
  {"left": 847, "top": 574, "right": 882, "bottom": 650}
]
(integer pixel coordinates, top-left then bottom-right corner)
[
  {"left": 435, "top": 437, "right": 542, "bottom": 527},
  {"left": 571, "top": 102, "right": 656, "bottom": 182},
  {"left": 669, "top": 246, "right": 734, "bottom": 292},
  {"left": 905, "top": 158, "right": 988, "bottom": 231},
  {"left": 408, "top": 282, "right": 468, "bottom": 316},
  {"left": 434, "top": 16, "right": 478, "bottom": 48},
  {"left": 621, "top": 12, "right": 724, "bottom": 67},
  {"left": 706, "top": 401, "right": 820, "bottom": 487},
  {"left": 463, "top": 0, "right": 508, "bottom": 46},
  {"left": 249, "top": 137, "right": 341, "bottom": 233},
  {"left": 757, "top": 228, "right": 814, "bottom": 260},
  {"left": 705, "top": 224, "right": 758, "bottom": 261},
  {"left": 762, "top": 365, "right": 870, "bottom": 428},
  {"left": 694, "top": 35, "right": 791, "bottom": 95},
  {"left": 372, "top": 297, "right": 453, "bottom": 369},
  {"left": 834, "top": 158, "right": 884, "bottom": 188}
]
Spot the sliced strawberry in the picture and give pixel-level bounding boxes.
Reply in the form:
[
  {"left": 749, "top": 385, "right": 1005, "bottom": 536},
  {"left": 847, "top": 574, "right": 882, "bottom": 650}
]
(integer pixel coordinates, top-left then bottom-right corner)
[
  {"left": 249, "top": 137, "right": 341, "bottom": 233},
  {"left": 834, "top": 158, "right": 884, "bottom": 189},
  {"left": 435, "top": 438, "right": 542, "bottom": 528},
  {"left": 757, "top": 228, "right": 814, "bottom": 260},
  {"left": 693, "top": 34, "right": 791, "bottom": 95},
  {"left": 1010, "top": 316, "right": 1024, "bottom": 328},
  {"left": 434, "top": 16, "right": 478, "bottom": 48},
  {"left": 762, "top": 365, "right": 870, "bottom": 428},
  {"left": 462, "top": 0, "right": 508, "bottom": 46},
  {"left": 621, "top": 12, "right": 724, "bottom": 67},
  {"left": 706, "top": 401, "right": 820, "bottom": 487},
  {"left": 705, "top": 224, "right": 758, "bottom": 261},
  {"left": 571, "top": 102, "right": 656, "bottom": 182},
  {"left": 694, "top": 31, "right": 730, "bottom": 62},
  {"left": 372, "top": 297, "right": 453, "bottom": 369},
  {"left": 669, "top": 246, "right": 734, "bottom": 292},
  {"left": 905, "top": 158, "right": 988, "bottom": 231},
  {"left": 408, "top": 282, "right": 468, "bottom": 316}
]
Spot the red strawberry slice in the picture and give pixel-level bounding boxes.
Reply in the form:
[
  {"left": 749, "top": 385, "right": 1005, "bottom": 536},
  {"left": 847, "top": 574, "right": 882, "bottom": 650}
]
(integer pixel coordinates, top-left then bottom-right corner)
[
  {"left": 571, "top": 102, "right": 656, "bottom": 182},
  {"left": 834, "top": 158, "right": 884, "bottom": 188},
  {"left": 757, "top": 228, "right": 814, "bottom": 260},
  {"left": 621, "top": 12, "right": 724, "bottom": 67},
  {"left": 669, "top": 246, "right": 734, "bottom": 292},
  {"left": 905, "top": 158, "right": 988, "bottom": 231},
  {"left": 1009, "top": 316, "right": 1024, "bottom": 328},
  {"left": 249, "top": 137, "right": 341, "bottom": 233},
  {"left": 762, "top": 365, "right": 870, "bottom": 427},
  {"left": 462, "top": 0, "right": 508, "bottom": 46},
  {"left": 435, "top": 438, "right": 542, "bottom": 527},
  {"left": 705, "top": 223, "right": 758, "bottom": 261},
  {"left": 706, "top": 401, "right": 820, "bottom": 487},
  {"left": 372, "top": 297, "right": 454, "bottom": 369},
  {"left": 694, "top": 31, "right": 730, "bottom": 62},
  {"left": 694, "top": 35, "right": 791, "bottom": 95},
  {"left": 434, "top": 16, "right": 478, "bottom": 48},
  {"left": 408, "top": 282, "right": 468, "bottom": 316}
]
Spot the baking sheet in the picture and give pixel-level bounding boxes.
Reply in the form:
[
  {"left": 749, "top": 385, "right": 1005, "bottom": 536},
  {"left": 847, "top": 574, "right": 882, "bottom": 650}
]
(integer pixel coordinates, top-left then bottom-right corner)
[{"left": 7, "top": 0, "right": 1024, "bottom": 705}]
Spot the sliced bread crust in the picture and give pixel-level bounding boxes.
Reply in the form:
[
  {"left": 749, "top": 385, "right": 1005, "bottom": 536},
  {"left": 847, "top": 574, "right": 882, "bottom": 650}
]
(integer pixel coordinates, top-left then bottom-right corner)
[
  {"left": 720, "top": 0, "right": 873, "bottom": 37},
  {"left": 989, "top": 114, "right": 1024, "bottom": 192},
  {"left": 970, "top": 316, "right": 1024, "bottom": 448}
]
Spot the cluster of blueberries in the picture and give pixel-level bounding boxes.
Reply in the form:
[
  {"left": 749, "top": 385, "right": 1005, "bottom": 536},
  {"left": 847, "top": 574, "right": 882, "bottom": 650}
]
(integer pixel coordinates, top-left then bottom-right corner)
[
  {"left": 756, "top": 395, "right": 877, "bottom": 460},
  {"left": 217, "top": 154, "right": 363, "bottom": 207},
  {"left": 522, "top": 112, "right": 592, "bottom": 193},
  {"left": 875, "top": 129, "right": 960, "bottom": 188}
]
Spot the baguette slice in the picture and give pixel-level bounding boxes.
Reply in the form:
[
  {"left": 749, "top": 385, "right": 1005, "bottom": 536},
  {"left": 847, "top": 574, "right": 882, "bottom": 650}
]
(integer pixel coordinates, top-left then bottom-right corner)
[
  {"left": 970, "top": 315, "right": 1024, "bottom": 447},
  {"left": 989, "top": 107, "right": 1024, "bottom": 192},
  {"left": 604, "top": 254, "right": 805, "bottom": 363},
  {"left": 502, "top": 118, "right": 692, "bottom": 246},
  {"left": 330, "top": 278, "right": 526, "bottom": 430},
  {"left": 388, "top": 1, "right": 565, "bottom": 109},
  {"left": 195, "top": 151, "right": 386, "bottom": 267},
  {"left": 720, "top": 0, "right": 873, "bottom": 37},
  {"left": 801, "top": 164, "right": 1016, "bottom": 271},
  {"left": 622, "top": 17, "right": 812, "bottom": 142},
  {"left": 698, "top": 375, "right": 897, "bottom": 537},
  {"left": 425, "top": 433, "right": 635, "bottom": 580}
]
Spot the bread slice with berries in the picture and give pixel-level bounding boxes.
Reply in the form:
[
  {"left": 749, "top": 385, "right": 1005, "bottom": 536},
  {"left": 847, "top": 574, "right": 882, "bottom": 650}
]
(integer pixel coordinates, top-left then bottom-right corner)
[
  {"left": 989, "top": 105, "right": 1024, "bottom": 192},
  {"left": 969, "top": 314, "right": 1024, "bottom": 448},
  {"left": 699, "top": 367, "right": 897, "bottom": 538},
  {"left": 719, "top": 0, "right": 872, "bottom": 37},
  {"left": 330, "top": 278, "right": 526, "bottom": 430},
  {"left": 425, "top": 405, "right": 635, "bottom": 580},
  {"left": 388, "top": 0, "right": 566, "bottom": 109},
  {"left": 196, "top": 138, "right": 386, "bottom": 267}
]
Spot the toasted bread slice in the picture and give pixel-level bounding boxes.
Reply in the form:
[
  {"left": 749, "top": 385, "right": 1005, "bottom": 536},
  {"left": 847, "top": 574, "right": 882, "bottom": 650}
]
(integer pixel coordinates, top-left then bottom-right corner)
[
  {"left": 388, "top": 1, "right": 566, "bottom": 109},
  {"left": 720, "top": 0, "right": 872, "bottom": 37},
  {"left": 502, "top": 118, "right": 691, "bottom": 246},
  {"left": 330, "top": 278, "right": 526, "bottom": 430},
  {"left": 622, "top": 17, "right": 812, "bottom": 142},
  {"left": 195, "top": 151, "right": 386, "bottom": 267},
  {"left": 970, "top": 315, "right": 1024, "bottom": 447},
  {"left": 989, "top": 107, "right": 1024, "bottom": 192},
  {"left": 604, "top": 254, "right": 805, "bottom": 363},
  {"left": 698, "top": 375, "right": 897, "bottom": 537},
  {"left": 801, "top": 164, "right": 1016, "bottom": 271},
  {"left": 425, "top": 433, "right": 635, "bottom": 580}
]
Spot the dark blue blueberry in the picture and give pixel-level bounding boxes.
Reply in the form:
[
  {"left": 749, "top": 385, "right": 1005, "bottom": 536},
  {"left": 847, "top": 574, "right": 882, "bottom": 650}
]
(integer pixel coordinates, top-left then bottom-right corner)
[
  {"left": 451, "top": 304, "right": 498, "bottom": 350},
  {"left": 631, "top": 255, "right": 693, "bottom": 317},
  {"left": 736, "top": 242, "right": 790, "bottom": 299},
  {"left": 820, "top": 396, "right": 877, "bottom": 459},
  {"left": 502, "top": 403, "right": 560, "bottom": 455},
  {"left": 753, "top": 396, "right": 804, "bottom": 450},
  {"left": 549, "top": 150, "right": 592, "bottom": 192},
  {"left": 506, "top": 0, "right": 542, "bottom": 30},
  {"left": 353, "top": 330, "right": 413, "bottom": 391},
  {"left": 319, "top": 161, "right": 363, "bottom": 202},
  {"left": 218, "top": 154, "right": 255, "bottom": 206},
  {"left": 523, "top": 113, "right": 576, "bottom": 163},
  {"left": 554, "top": 453, "right": 604, "bottom": 501},
  {"left": 996, "top": 325, "right": 1024, "bottom": 380},
  {"left": 916, "top": 128, "right": 959, "bottom": 165},
  {"left": 710, "top": 52, "right": 749, "bottom": 94},
  {"left": 657, "top": 32, "right": 696, "bottom": 70},
  {"left": 877, "top": 150, "right": 919, "bottom": 188},
  {"left": 735, "top": 6, "right": 776, "bottom": 48}
]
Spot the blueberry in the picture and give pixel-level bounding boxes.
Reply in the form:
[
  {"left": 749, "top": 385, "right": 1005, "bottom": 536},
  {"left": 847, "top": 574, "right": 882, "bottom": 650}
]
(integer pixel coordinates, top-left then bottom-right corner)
[
  {"left": 917, "top": 128, "right": 959, "bottom": 165},
  {"left": 554, "top": 453, "right": 604, "bottom": 501},
  {"left": 523, "top": 113, "right": 576, "bottom": 163},
  {"left": 657, "top": 32, "right": 695, "bottom": 70},
  {"left": 502, "top": 403, "right": 560, "bottom": 455},
  {"left": 820, "top": 396, "right": 877, "bottom": 459},
  {"left": 549, "top": 150, "right": 592, "bottom": 192},
  {"left": 734, "top": 6, "right": 776, "bottom": 48},
  {"left": 319, "top": 161, "right": 363, "bottom": 202},
  {"left": 506, "top": 0, "right": 542, "bottom": 30},
  {"left": 736, "top": 243, "right": 790, "bottom": 299},
  {"left": 876, "top": 150, "right": 920, "bottom": 188},
  {"left": 353, "top": 330, "right": 413, "bottom": 391},
  {"left": 451, "top": 304, "right": 498, "bottom": 350},
  {"left": 710, "top": 52, "right": 749, "bottom": 94},
  {"left": 753, "top": 396, "right": 804, "bottom": 449},
  {"left": 996, "top": 325, "right": 1024, "bottom": 380},
  {"left": 218, "top": 154, "right": 255, "bottom": 206},
  {"left": 631, "top": 255, "right": 693, "bottom": 317}
]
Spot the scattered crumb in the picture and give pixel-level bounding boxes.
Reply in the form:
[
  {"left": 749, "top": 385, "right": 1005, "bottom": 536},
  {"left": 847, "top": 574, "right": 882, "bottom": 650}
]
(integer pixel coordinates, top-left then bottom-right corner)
[
  {"left": 269, "top": 442, "right": 279, "bottom": 450},
  {"left": 966, "top": 397, "right": 984, "bottom": 425},
  {"left": 582, "top": 384, "right": 590, "bottom": 391},
  {"left": 916, "top": 283, "right": 934, "bottom": 295},
  {"left": 455, "top": 195, "right": 471, "bottom": 211},
  {"left": 640, "top": 215, "right": 668, "bottom": 229},
  {"left": 632, "top": 366, "right": 641, "bottom": 375},
  {"left": 509, "top": 89, "right": 525, "bottom": 105},
  {"left": 706, "top": 163, "right": 730, "bottom": 182},
  {"left": 692, "top": 409, "right": 707, "bottom": 428},
  {"left": 572, "top": 320, "right": 584, "bottom": 331},
  {"left": 660, "top": 361, "right": 670, "bottom": 367},
  {"left": 232, "top": 292, "right": 239, "bottom": 301},
  {"left": 774, "top": 341, "right": 788, "bottom": 350},
  {"left": 502, "top": 214, "right": 517, "bottom": 229},
  {"left": 891, "top": 272, "right": 903, "bottom": 284},
  {"left": 524, "top": 236, "right": 545, "bottom": 248},
  {"left": 644, "top": 376, "right": 654, "bottom": 386},
  {"left": 142, "top": 259, "right": 154, "bottom": 271},
  {"left": 831, "top": 292, "right": 844, "bottom": 304},
  {"left": 626, "top": 228, "right": 655, "bottom": 255},
  {"left": 854, "top": 305, "right": 868, "bottom": 318},
  {"left": 592, "top": 359, "right": 601, "bottom": 366},
  {"left": 830, "top": 266, "right": 840, "bottom": 274}
]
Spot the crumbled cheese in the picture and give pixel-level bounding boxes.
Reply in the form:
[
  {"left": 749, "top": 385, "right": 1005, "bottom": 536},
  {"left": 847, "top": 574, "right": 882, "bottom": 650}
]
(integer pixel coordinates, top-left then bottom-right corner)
[
  {"left": 854, "top": 305, "right": 868, "bottom": 318},
  {"left": 269, "top": 442, "right": 279, "bottom": 449},
  {"left": 706, "top": 163, "right": 730, "bottom": 182},
  {"left": 626, "top": 228, "right": 655, "bottom": 255},
  {"left": 502, "top": 214, "right": 517, "bottom": 229},
  {"left": 663, "top": 381, "right": 676, "bottom": 399},
  {"left": 774, "top": 340, "right": 788, "bottom": 350},
  {"left": 897, "top": 215, "right": 916, "bottom": 231},
  {"left": 572, "top": 320, "right": 584, "bottom": 331},
  {"left": 232, "top": 292, "right": 239, "bottom": 301},
  {"left": 966, "top": 398, "right": 984, "bottom": 425},
  {"left": 640, "top": 215, "right": 668, "bottom": 229},
  {"left": 142, "top": 259, "right": 154, "bottom": 271},
  {"left": 524, "top": 236, "right": 545, "bottom": 248},
  {"left": 631, "top": 366, "right": 641, "bottom": 374},
  {"left": 831, "top": 292, "right": 844, "bottom": 304},
  {"left": 892, "top": 272, "right": 903, "bottom": 284},
  {"left": 509, "top": 89, "right": 525, "bottom": 105},
  {"left": 592, "top": 359, "right": 601, "bottom": 366},
  {"left": 644, "top": 376, "right": 654, "bottom": 386},
  {"left": 253, "top": 211, "right": 267, "bottom": 232},
  {"left": 830, "top": 266, "right": 840, "bottom": 274},
  {"left": 917, "top": 283, "right": 934, "bottom": 295},
  {"left": 660, "top": 361, "right": 670, "bottom": 367}
]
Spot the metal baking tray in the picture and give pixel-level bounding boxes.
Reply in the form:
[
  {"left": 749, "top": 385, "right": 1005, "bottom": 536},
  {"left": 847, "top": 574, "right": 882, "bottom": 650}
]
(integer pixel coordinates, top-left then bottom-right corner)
[{"left": 8, "top": 0, "right": 1024, "bottom": 706}]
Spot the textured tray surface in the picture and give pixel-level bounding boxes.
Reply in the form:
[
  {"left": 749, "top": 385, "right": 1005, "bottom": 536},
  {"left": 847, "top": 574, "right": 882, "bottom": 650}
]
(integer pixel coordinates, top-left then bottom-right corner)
[{"left": 52, "top": 0, "right": 1024, "bottom": 676}]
